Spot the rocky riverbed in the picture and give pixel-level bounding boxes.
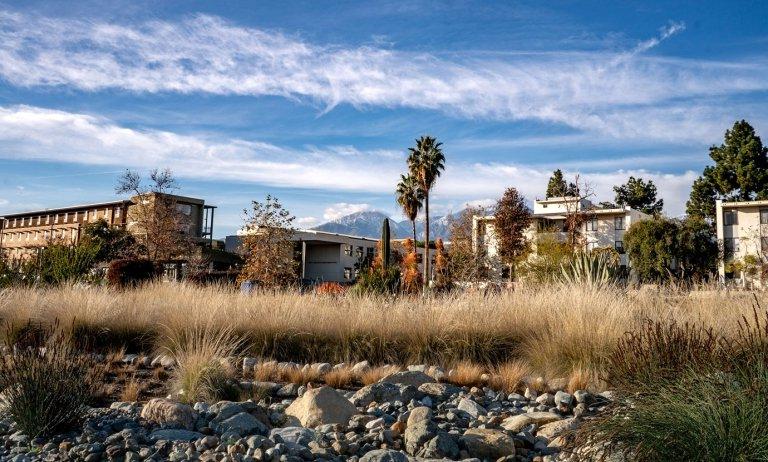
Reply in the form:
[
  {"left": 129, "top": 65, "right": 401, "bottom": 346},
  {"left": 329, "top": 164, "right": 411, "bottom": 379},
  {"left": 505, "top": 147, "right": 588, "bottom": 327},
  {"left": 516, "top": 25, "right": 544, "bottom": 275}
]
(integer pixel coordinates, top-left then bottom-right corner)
[{"left": 0, "top": 359, "right": 612, "bottom": 462}]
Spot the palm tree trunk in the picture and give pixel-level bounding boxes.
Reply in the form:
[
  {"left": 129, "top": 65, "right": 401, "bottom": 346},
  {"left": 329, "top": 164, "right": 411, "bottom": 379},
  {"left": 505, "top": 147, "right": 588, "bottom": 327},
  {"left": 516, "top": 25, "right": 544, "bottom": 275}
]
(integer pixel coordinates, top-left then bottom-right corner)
[
  {"left": 412, "top": 220, "right": 417, "bottom": 245},
  {"left": 424, "top": 193, "right": 430, "bottom": 288}
]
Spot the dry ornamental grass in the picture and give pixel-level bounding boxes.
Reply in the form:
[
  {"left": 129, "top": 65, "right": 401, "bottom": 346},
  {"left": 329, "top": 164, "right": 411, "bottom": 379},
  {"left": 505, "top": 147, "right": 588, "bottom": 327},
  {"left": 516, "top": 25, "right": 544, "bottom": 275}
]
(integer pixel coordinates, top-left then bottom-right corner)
[{"left": 0, "top": 282, "right": 761, "bottom": 384}]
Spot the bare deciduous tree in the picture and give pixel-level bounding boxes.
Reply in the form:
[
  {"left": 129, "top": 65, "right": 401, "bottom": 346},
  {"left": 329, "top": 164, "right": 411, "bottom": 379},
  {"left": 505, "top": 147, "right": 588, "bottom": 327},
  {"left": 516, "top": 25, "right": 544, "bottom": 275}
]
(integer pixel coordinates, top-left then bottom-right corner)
[
  {"left": 116, "top": 169, "right": 192, "bottom": 263},
  {"left": 238, "top": 195, "right": 298, "bottom": 288},
  {"left": 562, "top": 174, "right": 596, "bottom": 250},
  {"left": 446, "top": 206, "right": 490, "bottom": 282}
]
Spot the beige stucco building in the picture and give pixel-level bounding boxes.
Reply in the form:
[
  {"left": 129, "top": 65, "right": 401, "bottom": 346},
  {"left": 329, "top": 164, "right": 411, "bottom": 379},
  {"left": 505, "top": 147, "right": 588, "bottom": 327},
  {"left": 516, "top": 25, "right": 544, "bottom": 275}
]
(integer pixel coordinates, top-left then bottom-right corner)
[
  {"left": 0, "top": 193, "right": 215, "bottom": 260},
  {"left": 715, "top": 199, "right": 768, "bottom": 285},
  {"left": 473, "top": 196, "right": 650, "bottom": 279}
]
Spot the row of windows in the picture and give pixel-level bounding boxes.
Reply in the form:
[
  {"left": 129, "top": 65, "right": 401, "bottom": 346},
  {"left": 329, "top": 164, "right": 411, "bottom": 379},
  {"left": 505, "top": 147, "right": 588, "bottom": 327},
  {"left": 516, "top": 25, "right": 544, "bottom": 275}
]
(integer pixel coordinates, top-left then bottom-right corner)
[
  {"left": 584, "top": 216, "right": 625, "bottom": 232},
  {"left": 5, "top": 208, "right": 121, "bottom": 229},
  {"left": 585, "top": 240, "right": 625, "bottom": 254},
  {"left": 723, "top": 209, "right": 768, "bottom": 226},
  {"left": 343, "top": 245, "right": 376, "bottom": 258},
  {"left": 2, "top": 228, "right": 78, "bottom": 242},
  {"left": 343, "top": 267, "right": 361, "bottom": 280},
  {"left": 723, "top": 237, "right": 768, "bottom": 254}
]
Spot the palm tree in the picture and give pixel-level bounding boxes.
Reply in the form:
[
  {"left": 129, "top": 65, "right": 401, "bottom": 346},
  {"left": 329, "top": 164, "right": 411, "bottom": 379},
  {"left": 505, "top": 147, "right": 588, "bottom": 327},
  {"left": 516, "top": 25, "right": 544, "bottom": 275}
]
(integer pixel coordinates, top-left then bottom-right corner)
[
  {"left": 396, "top": 174, "right": 424, "bottom": 244},
  {"left": 407, "top": 136, "right": 445, "bottom": 287}
]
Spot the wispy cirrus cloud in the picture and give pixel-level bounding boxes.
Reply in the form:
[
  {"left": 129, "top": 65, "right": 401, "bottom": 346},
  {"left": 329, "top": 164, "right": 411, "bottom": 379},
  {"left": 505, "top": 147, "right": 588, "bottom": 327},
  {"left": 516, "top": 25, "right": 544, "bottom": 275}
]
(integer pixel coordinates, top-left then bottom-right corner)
[
  {"left": 0, "top": 104, "right": 700, "bottom": 216},
  {"left": 0, "top": 12, "right": 765, "bottom": 141}
]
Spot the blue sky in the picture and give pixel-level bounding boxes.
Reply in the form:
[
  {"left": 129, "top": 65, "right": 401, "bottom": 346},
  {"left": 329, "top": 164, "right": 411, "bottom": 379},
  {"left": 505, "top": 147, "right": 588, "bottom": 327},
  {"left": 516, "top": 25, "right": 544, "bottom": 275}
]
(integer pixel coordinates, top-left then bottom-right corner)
[{"left": 0, "top": 0, "right": 767, "bottom": 237}]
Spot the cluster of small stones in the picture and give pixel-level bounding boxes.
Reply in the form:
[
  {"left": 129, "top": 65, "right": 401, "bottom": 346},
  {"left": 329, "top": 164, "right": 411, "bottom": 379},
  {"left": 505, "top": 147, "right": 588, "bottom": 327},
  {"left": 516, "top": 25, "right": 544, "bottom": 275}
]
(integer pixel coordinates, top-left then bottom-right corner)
[{"left": 0, "top": 359, "right": 613, "bottom": 462}]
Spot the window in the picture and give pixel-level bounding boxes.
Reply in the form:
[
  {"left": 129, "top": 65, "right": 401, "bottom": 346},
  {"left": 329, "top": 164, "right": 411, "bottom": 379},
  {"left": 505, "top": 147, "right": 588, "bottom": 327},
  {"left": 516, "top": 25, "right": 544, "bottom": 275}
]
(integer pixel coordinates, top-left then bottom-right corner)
[
  {"left": 343, "top": 267, "right": 352, "bottom": 280},
  {"left": 343, "top": 244, "right": 352, "bottom": 256},
  {"left": 356, "top": 246, "right": 364, "bottom": 258},
  {"left": 615, "top": 240, "right": 625, "bottom": 254},
  {"left": 176, "top": 204, "right": 192, "bottom": 215},
  {"left": 723, "top": 210, "right": 738, "bottom": 226},
  {"left": 354, "top": 267, "right": 361, "bottom": 278},
  {"left": 586, "top": 217, "right": 598, "bottom": 232},
  {"left": 761, "top": 209, "right": 768, "bottom": 225},
  {"left": 724, "top": 237, "right": 739, "bottom": 260},
  {"left": 614, "top": 216, "right": 625, "bottom": 230},
  {"left": 366, "top": 247, "right": 374, "bottom": 258}
]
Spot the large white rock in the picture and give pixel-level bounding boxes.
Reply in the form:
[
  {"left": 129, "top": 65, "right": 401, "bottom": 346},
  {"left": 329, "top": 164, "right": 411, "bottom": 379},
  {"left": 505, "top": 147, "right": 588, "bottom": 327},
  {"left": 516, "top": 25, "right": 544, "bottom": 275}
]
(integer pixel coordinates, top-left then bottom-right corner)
[
  {"left": 501, "top": 411, "right": 561, "bottom": 432},
  {"left": 140, "top": 398, "right": 196, "bottom": 430},
  {"left": 285, "top": 386, "right": 359, "bottom": 428}
]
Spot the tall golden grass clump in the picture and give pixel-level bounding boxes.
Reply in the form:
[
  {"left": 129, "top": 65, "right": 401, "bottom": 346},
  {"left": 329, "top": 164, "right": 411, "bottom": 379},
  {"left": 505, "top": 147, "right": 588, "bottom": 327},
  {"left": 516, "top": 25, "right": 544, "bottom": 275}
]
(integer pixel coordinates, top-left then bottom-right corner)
[
  {"left": 164, "top": 324, "right": 242, "bottom": 404},
  {"left": 0, "top": 282, "right": 762, "bottom": 382}
]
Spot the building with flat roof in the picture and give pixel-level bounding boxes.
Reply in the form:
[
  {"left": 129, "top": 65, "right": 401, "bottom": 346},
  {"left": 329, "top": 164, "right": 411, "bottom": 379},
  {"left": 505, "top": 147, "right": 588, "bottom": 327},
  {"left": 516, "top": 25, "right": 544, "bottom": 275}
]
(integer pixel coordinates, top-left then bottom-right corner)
[
  {"left": 715, "top": 198, "right": 768, "bottom": 286},
  {"left": 473, "top": 196, "right": 650, "bottom": 279},
  {"left": 226, "top": 229, "right": 436, "bottom": 284},
  {"left": 0, "top": 193, "right": 216, "bottom": 260}
]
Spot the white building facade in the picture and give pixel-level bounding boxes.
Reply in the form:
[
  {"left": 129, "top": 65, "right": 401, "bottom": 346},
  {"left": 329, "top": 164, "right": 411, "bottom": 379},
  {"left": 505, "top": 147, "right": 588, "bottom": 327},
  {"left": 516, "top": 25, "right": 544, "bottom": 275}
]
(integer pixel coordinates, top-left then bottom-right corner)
[
  {"left": 715, "top": 199, "right": 768, "bottom": 286},
  {"left": 472, "top": 196, "right": 650, "bottom": 279}
]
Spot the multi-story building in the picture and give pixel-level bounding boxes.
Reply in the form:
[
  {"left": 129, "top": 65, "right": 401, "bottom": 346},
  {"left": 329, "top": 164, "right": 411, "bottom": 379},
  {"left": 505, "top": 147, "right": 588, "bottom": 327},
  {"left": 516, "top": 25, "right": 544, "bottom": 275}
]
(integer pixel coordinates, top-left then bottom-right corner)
[
  {"left": 0, "top": 193, "right": 216, "bottom": 260},
  {"left": 226, "top": 229, "right": 378, "bottom": 283},
  {"left": 226, "top": 229, "right": 436, "bottom": 284},
  {"left": 715, "top": 199, "right": 768, "bottom": 285},
  {"left": 472, "top": 196, "right": 650, "bottom": 279}
]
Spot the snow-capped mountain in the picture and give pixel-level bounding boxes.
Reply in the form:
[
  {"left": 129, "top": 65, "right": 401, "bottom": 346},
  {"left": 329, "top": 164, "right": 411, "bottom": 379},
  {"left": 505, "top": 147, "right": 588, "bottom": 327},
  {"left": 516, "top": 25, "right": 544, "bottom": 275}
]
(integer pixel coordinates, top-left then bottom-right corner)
[{"left": 311, "top": 210, "right": 461, "bottom": 240}]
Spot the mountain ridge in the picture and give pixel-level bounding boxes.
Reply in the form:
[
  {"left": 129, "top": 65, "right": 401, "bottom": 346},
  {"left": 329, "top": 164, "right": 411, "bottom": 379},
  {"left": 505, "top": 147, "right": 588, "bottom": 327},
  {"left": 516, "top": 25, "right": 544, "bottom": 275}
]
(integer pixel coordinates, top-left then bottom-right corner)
[{"left": 311, "top": 209, "right": 461, "bottom": 240}]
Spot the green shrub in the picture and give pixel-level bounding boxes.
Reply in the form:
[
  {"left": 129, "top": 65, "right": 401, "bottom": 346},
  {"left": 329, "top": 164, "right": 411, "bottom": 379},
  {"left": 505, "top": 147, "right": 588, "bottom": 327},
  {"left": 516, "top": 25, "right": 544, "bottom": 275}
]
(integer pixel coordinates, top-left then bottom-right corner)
[
  {"left": 569, "top": 310, "right": 768, "bottom": 461},
  {"left": 0, "top": 329, "right": 101, "bottom": 438},
  {"left": 351, "top": 265, "right": 401, "bottom": 295},
  {"left": 107, "top": 259, "right": 158, "bottom": 287},
  {"left": 573, "top": 365, "right": 768, "bottom": 461}
]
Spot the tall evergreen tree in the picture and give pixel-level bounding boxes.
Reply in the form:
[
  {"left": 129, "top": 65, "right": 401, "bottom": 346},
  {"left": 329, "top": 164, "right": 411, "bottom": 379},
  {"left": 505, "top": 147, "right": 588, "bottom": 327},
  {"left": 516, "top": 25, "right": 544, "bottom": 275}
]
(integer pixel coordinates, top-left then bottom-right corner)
[
  {"left": 613, "top": 176, "right": 664, "bottom": 215},
  {"left": 407, "top": 136, "right": 445, "bottom": 287},
  {"left": 545, "top": 169, "right": 578, "bottom": 198},
  {"left": 687, "top": 120, "right": 768, "bottom": 219}
]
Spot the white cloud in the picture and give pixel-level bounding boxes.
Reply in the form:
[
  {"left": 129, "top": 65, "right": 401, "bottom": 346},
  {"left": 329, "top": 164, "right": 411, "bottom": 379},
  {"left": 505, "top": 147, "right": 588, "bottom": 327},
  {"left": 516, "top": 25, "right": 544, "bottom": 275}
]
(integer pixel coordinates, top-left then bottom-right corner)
[
  {"left": 0, "top": 104, "right": 701, "bottom": 217},
  {"left": 295, "top": 216, "right": 320, "bottom": 228},
  {"left": 0, "top": 12, "right": 765, "bottom": 141},
  {"left": 323, "top": 203, "right": 371, "bottom": 220},
  {"left": 0, "top": 198, "right": 8, "bottom": 206}
]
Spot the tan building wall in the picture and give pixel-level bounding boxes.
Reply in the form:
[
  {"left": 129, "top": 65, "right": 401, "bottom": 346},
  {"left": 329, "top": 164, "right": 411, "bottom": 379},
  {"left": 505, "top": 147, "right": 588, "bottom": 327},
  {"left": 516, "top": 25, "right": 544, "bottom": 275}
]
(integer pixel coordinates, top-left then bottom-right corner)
[
  {"left": 0, "top": 193, "right": 215, "bottom": 260},
  {"left": 715, "top": 199, "right": 768, "bottom": 285}
]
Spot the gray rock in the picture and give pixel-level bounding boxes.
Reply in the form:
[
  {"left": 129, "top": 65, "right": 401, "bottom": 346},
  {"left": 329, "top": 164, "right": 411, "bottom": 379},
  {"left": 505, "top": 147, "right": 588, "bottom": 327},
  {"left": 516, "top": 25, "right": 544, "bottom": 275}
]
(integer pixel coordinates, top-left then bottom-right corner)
[
  {"left": 404, "top": 406, "right": 436, "bottom": 456},
  {"left": 457, "top": 398, "right": 487, "bottom": 418},
  {"left": 276, "top": 383, "right": 300, "bottom": 398},
  {"left": 418, "top": 382, "right": 462, "bottom": 400},
  {"left": 214, "top": 412, "right": 268, "bottom": 436},
  {"left": 269, "top": 427, "right": 317, "bottom": 447},
  {"left": 379, "top": 371, "right": 435, "bottom": 387},
  {"left": 149, "top": 429, "right": 204, "bottom": 441},
  {"left": 352, "top": 382, "right": 419, "bottom": 407},
  {"left": 418, "top": 432, "right": 459, "bottom": 459},
  {"left": 359, "top": 449, "right": 409, "bottom": 462},
  {"left": 209, "top": 401, "right": 245, "bottom": 421}
]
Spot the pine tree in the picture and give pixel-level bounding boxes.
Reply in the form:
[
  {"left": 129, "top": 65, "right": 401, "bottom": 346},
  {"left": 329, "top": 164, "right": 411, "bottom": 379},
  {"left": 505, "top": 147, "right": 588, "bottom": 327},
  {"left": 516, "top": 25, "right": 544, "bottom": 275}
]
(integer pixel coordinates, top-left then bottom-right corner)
[
  {"left": 613, "top": 176, "right": 664, "bottom": 215},
  {"left": 687, "top": 120, "right": 768, "bottom": 219}
]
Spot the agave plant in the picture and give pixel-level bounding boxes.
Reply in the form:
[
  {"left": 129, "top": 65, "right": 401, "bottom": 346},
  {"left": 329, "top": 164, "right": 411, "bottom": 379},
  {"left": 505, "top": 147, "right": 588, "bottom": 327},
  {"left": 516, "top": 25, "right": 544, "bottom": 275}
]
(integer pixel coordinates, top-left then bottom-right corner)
[{"left": 559, "top": 251, "right": 619, "bottom": 289}]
